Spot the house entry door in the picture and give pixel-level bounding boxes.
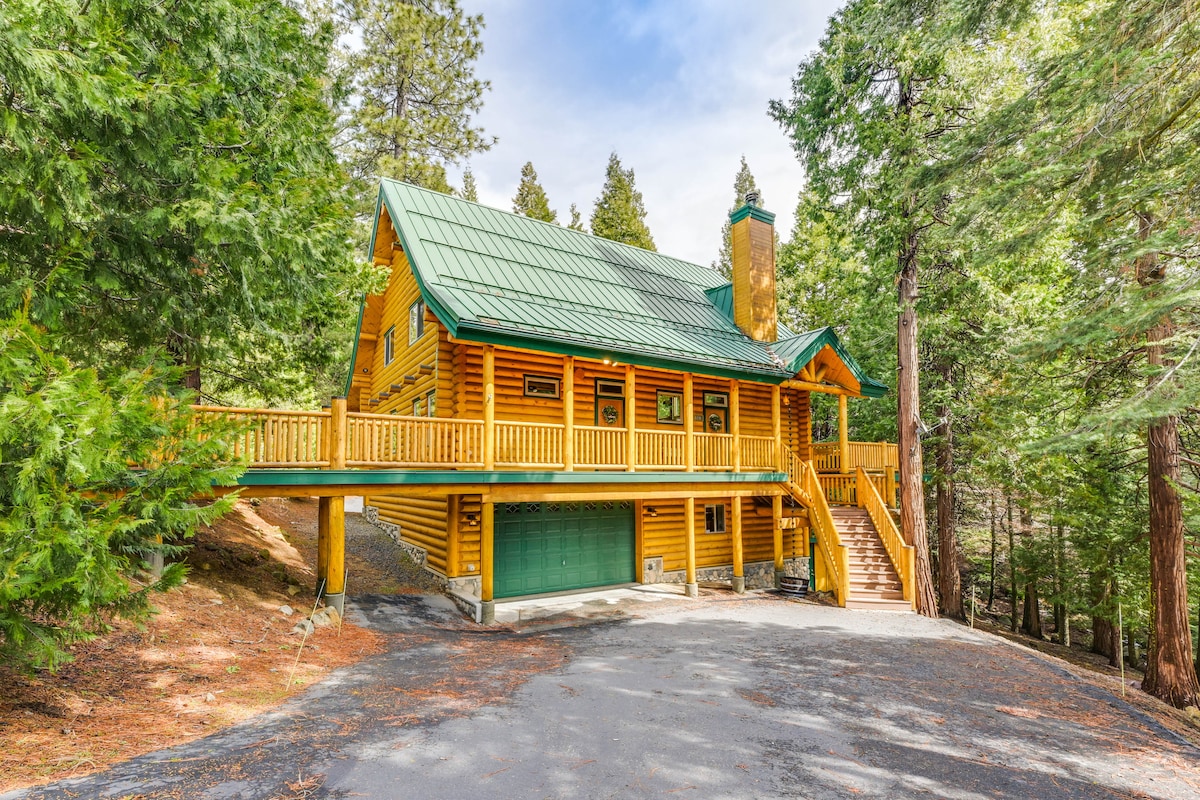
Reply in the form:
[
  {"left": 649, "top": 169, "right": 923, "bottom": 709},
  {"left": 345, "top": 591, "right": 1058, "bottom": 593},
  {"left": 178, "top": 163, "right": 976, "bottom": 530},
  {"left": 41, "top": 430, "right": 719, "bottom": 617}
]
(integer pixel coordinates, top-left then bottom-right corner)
[
  {"left": 595, "top": 379, "right": 625, "bottom": 427},
  {"left": 702, "top": 392, "right": 729, "bottom": 433}
]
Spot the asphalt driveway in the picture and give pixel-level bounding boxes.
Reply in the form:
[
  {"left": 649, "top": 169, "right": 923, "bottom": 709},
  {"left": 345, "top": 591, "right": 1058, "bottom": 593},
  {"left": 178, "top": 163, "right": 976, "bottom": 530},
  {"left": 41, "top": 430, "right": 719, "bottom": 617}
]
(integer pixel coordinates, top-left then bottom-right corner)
[{"left": 6, "top": 593, "right": 1199, "bottom": 799}]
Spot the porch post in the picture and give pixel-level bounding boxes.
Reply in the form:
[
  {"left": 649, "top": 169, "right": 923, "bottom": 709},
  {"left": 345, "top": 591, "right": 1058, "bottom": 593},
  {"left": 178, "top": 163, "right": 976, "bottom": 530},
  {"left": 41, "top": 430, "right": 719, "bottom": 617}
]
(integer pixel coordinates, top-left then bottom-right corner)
[
  {"left": 324, "top": 496, "right": 346, "bottom": 614},
  {"left": 771, "top": 384, "right": 782, "bottom": 472},
  {"left": 729, "top": 380, "right": 741, "bottom": 472},
  {"left": 684, "top": 497, "right": 698, "bottom": 597},
  {"left": 317, "top": 497, "right": 331, "bottom": 593},
  {"left": 772, "top": 494, "right": 784, "bottom": 588},
  {"left": 731, "top": 498, "right": 745, "bottom": 593},
  {"left": 563, "top": 357, "right": 575, "bottom": 471},
  {"left": 480, "top": 501, "right": 495, "bottom": 623},
  {"left": 483, "top": 345, "right": 495, "bottom": 470},
  {"left": 684, "top": 372, "right": 695, "bottom": 472},
  {"left": 625, "top": 364, "right": 636, "bottom": 472},
  {"left": 838, "top": 393, "right": 850, "bottom": 474}
]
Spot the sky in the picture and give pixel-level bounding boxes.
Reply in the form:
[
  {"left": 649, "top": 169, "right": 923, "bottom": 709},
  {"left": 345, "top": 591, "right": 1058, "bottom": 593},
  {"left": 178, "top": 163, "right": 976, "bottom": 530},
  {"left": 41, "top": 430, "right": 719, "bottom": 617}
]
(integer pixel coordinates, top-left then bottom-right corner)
[{"left": 450, "top": 0, "right": 844, "bottom": 266}]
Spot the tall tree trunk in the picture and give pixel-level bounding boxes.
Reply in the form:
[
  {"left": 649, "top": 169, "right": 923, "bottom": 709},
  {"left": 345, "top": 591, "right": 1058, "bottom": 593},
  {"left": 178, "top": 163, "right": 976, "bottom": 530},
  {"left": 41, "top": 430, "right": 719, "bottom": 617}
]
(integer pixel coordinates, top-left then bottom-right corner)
[
  {"left": 1053, "top": 520, "right": 1069, "bottom": 646},
  {"left": 1007, "top": 496, "right": 1018, "bottom": 633},
  {"left": 987, "top": 494, "right": 997, "bottom": 611},
  {"left": 1019, "top": 507, "right": 1042, "bottom": 638},
  {"left": 168, "top": 332, "right": 201, "bottom": 395},
  {"left": 1135, "top": 212, "right": 1200, "bottom": 708},
  {"left": 897, "top": 204, "right": 937, "bottom": 618},
  {"left": 935, "top": 392, "right": 963, "bottom": 619},
  {"left": 1091, "top": 571, "right": 1121, "bottom": 668}
]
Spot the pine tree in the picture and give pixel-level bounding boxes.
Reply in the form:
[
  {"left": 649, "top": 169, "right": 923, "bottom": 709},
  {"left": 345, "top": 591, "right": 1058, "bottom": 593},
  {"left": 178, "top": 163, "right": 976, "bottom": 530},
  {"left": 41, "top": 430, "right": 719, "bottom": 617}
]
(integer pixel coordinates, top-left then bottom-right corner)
[
  {"left": 512, "top": 162, "right": 557, "bottom": 223},
  {"left": 460, "top": 167, "right": 479, "bottom": 202},
  {"left": 340, "top": 0, "right": 494, "bottom": 200},
  {"left": 567, "top": 203, "right": 586, "bottom": 232},
  {"left": 590, "top": 153, "right": 656, "bottom": 251},
  {"left": 713, "top": 156, "right": 763, "bottom": 279}
]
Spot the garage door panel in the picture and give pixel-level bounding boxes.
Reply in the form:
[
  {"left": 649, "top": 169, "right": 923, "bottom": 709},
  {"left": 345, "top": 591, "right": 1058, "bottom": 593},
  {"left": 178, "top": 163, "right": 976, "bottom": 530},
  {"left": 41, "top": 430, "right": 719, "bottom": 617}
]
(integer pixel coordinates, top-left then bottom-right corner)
[{"left": 494, "top": 501, "right": 634, "bottom": 598}]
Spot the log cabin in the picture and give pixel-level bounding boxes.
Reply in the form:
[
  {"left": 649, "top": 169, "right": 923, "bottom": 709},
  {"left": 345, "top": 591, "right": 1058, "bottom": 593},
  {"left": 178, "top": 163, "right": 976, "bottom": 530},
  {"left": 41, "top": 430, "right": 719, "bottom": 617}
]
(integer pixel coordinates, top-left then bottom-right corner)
[{"left": 330, "top": 179, "right": 912, "bottom": 621}]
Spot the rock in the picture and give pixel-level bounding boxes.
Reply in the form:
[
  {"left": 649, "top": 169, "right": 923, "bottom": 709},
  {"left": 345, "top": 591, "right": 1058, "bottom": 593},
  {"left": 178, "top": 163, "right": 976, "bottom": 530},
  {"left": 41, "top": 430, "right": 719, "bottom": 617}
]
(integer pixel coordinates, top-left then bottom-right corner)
[
  {"left": 1184, "top": 706, "right": 1200, "bottom": 724},
  {"left": 286, "top": 585, "right": 302, "bottom": 597},
  {"left": 310, "top": 609, "right": 334, "bottom": 628},
  {"left": 204, "top": 692, "right": 216, "bottom": 703},
  {"left": 292, "top": 619, "right": 315, "bottom": 636},
  {"left": 210, "top": 598, "right": 223, "bottom": 605},
  {"left": 259, "top": 548, "right": 271, "bottom": 560},
  {"left": 278, "top": 605, "right": 294, "bottom": 617},
  {"left": 326, "top": 607, "right": 341, "bottom": 626},
  {"left": 200, "top": 562, "right": 211, "bottom": 571}
]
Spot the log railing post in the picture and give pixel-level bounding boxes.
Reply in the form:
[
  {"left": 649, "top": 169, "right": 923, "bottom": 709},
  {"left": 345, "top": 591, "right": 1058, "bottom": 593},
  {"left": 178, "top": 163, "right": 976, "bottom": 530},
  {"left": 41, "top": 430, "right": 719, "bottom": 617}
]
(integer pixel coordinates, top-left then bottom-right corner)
[
  {"left": 480, "top": 501, "right": 495, "bottom": 623},
  {"left": 838, "top": 393, "right": 850, "bottom": 474},
  {"left": 771, "top": 384, "right": 782, "bottom": 472},
  {"left": 563, "top": 356, "right": 575, "bottom": 471},
  {"left": 483, "top": 345, "right": 495, "bottom": 470},
  {"left": 625, "top": 364, "right": 636, "bottom": 472},
  {"left": 684, "top": 372, "right": 695, "bottom": 472},
  {"left": 330, "top": 397, "right": 347, "bottom": 469},
  {"left": 730, "top": 380, "right": 741, "bottom": 472}
]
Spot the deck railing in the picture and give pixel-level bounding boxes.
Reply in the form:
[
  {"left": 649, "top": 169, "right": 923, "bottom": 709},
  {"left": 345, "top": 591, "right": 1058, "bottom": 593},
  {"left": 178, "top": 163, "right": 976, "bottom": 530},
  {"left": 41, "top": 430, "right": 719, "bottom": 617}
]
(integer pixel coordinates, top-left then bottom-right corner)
[
  {"left": 191, "top": 405, "right": 897, "bottom": 495},
  {"left": 813, "top": 441, "right": 898, "bottom": 473},
  {"left": 784, "top": 447, "right": 848, "bottom": 607}
]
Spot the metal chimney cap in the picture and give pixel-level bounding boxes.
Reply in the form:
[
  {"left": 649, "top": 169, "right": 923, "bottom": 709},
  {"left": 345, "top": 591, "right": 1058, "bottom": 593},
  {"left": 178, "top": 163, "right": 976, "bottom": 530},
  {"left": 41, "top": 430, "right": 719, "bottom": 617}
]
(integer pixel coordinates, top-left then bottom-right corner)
[{"left": 744, "top": 191, "right": 760, "bottom": 207}]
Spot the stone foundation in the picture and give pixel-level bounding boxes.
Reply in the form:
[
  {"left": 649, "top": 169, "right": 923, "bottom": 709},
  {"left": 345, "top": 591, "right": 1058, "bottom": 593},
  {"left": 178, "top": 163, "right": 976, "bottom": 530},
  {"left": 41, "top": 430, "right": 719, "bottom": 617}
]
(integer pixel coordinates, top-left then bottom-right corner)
[{"left": 648, "top": 557, "right": 808, "bottom": 590}]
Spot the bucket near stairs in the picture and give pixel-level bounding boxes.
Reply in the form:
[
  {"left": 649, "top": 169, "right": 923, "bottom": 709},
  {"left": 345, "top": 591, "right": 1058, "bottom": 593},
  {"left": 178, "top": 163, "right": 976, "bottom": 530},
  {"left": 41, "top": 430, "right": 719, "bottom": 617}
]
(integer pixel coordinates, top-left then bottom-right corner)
[{"left": 779, "top": 576, "right": 809, "bottom": 597}]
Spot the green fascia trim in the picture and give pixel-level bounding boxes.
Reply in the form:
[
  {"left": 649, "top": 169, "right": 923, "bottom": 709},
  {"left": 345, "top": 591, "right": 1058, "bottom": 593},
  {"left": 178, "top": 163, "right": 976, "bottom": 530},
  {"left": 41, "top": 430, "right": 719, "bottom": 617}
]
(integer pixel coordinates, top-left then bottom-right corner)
[
  {"left": 777, "top": 327, "right": 889, "bottom": 398},
  {"left": 343, "top": 293, "right": 368, "bottom": 398},
  {"left": 454, "top": 320, "right": 789, "bottom": 385},
  {"left": 375, "top": 184, "right": 462, "bottom": 339},
  {"left": 729, "top": 205, "right": 776, "bottom": 225},
  {"left": 229, "top": 469, "right": 787, "bottom": 487}
]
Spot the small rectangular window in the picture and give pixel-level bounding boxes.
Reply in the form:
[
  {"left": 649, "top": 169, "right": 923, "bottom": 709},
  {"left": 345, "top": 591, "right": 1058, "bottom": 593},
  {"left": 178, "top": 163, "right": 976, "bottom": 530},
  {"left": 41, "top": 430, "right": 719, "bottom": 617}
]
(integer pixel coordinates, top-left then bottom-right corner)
[
  {"left": 409, "top": 299, "right": 425, "bottom": 344},
  {"left": 426, "top": 389, "right": 437, "bottom": 417},
  {"left": 596, "top": 379, "right": 625, "bottom": 398},
  {"left": 383, "top": 326, "right": 395, "bottom": 365},
  {"left": 703, "top": 392, "right": 728, "bottom": 408},
  {"left": 524, "top": 375, "right": 561, "bottom": 398},
  {"left": 656, "top": 390, "right": 682, "bottom": 424},
  {"left": 705, "top": 504, "right": 726, "bottom": 534},
  {"left": 412, "top": 397, "right": 423, "bottom": 416}
]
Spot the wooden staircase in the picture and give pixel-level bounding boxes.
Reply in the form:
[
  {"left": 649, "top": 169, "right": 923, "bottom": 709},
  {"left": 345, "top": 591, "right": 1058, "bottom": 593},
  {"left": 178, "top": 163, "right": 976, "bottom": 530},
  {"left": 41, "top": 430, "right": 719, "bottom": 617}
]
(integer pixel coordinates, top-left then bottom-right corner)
[{"left": 830, "top": 507, "right": 911, "bottom": 611}]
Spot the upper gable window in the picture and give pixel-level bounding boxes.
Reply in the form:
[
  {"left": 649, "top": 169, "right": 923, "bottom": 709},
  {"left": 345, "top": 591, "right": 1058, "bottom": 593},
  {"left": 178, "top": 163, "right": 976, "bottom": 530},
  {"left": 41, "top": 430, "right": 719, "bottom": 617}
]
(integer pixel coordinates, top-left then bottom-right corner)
[
  {"left": 383, "top": 326, "right": 395, "bottom": 365},
  {"left": 409, "top": 299, "right": 425, "bottom": 344},
  {"left": 524, "top": 375, "right": 561, "bottom": 399},
  {"left": 656, "top": 390, "right": 682, "bottom": 424}
]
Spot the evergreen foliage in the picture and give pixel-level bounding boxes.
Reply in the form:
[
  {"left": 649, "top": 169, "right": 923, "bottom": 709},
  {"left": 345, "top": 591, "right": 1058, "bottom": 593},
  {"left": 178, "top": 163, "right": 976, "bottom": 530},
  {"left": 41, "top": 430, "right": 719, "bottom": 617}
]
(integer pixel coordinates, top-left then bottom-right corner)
[
  {"left": 0, "top": 0, "right": 367, "bottom": 402},
  {"left": 512, "top": 162, "right": 557, "bottom": 223},
  {"left": 339, "top": 0, "right": 494, "bottom": 200},
  {"left": 567, "top": 204, "right": 586, "bottom": 232},
  {"left": 460, "top": 167, "right": 480, "bottom": 202},
  {"left": 712, "top": 156, "right": 764, "bottom": 280},
  {"left": 0, "top": 316, "right": 242, "bottom": 671},
  {"left": 590, "top": 153, "right": 656, "bottom": 251}
]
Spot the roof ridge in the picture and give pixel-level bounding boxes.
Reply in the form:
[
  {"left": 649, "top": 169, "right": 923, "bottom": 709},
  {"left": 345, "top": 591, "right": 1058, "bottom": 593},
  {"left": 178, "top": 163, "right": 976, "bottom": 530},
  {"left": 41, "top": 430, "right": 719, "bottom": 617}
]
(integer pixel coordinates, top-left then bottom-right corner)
[{"left": 387, "top": 178, "right": 725, "bottom": 289}]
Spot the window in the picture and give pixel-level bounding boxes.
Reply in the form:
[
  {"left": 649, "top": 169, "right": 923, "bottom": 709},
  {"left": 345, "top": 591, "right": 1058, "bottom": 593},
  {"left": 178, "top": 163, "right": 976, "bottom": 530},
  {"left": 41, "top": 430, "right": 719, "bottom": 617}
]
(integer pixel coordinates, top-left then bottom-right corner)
[
  {"left": 656, "top": 390, "right": 682, "bottom": 424},
  {"left": 383, "top": 326, "right": 395, "bottom": 365},
  {"left": 426, "top": 389, "right": 437, "bottom": 417},
  {"left": 703, "top": 392, "right": 728, "bottom": 408},
  {"left": 596, "top": 379, "right": 624, "bottom": 398},
  {"left": 705, "top": 504, "right": 726, "bottom": 534},
  {"left": 524, "top": 374, "right": 561, "bottom": 398},
  {"left": 409, "top": 299, "right": 425, "bottom": 344},
  {"left": 412, "top": 397, "right": 423, "bottom": 416}
]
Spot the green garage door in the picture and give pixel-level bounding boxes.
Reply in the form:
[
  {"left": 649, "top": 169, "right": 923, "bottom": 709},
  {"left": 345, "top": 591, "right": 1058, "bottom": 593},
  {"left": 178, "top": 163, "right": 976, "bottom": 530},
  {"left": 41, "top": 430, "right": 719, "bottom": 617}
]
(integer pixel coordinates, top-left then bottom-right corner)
[{"left": 494, "top": 501, "right": 635, "bottom": 599}]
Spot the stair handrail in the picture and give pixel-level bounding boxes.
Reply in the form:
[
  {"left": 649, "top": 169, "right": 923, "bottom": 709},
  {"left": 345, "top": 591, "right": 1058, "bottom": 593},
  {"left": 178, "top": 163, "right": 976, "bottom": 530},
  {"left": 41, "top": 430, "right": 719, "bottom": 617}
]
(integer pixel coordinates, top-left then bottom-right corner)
[
  {"left": 783, "top": 446, "right": 848, "bottom": 607},
  {"left": 856, "top": 465, "right": 916, "bottom": 609}
]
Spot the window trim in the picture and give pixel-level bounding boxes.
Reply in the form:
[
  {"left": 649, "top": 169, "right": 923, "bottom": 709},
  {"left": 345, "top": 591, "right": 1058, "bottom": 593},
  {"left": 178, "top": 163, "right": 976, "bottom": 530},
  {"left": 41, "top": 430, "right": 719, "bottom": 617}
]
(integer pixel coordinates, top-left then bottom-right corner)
[
  {"left": 412, "top": 397, "right": 423, "bottom": 417},
  {"left": 383, "top": 326, "right": 395, "bottom": 366},
  {"left": 704, "top": 503, "right": 726, "bottom": 534},
  {"left": 596, "top": 379, "right": 625, "bottom": 398},
  {"left": 408, "top": 299, "right": 426, "bottom": 345},
  {"left": 655, "top": 389, "right": 683, "bottom": 425},
  {"left": 426, "top": 388, "right": 437, "bottom": 417},
  {"left": 524, "top": 374, "right": 561, "bottom": 399}
]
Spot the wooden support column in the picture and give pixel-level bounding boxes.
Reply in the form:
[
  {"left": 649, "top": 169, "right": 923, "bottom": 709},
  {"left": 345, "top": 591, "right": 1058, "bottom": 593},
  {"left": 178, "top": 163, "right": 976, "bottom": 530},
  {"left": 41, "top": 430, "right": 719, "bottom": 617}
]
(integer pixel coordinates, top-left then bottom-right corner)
[
  {"left": 625, "top": 364, "right": 636, "bottom": 472},
  {"left": 446, "top": 495, "right": 460, "bottom": 578},
  {"left": 730, "top": 379, "right": 741, "bottom": 472},
  {"left": 480, "top": 501, "right": 495, "bottom": 623},
  {"left": 321, "top": 396, "right": 348, "bottom": 613},
  {"left": 771, "top": 384, "right": 782, "bottom": 471},
  {"left": 563, "top": 356, "right": 575, "bottom": 471},
  {"left": 483, "top": 345, "right": 495, "bottom": 470},
  {"left": 731, "top": 498, "right": 745, "bottom": 593},
  {"left": 838, "top": 393, "right": 850, "bottom": 474},
  {"left": 684, "top": 497, "right": 698, "bottom": 597},
  {"left": 684, "top": 372, "right": 695, "bottom": 472},
  {"left": 772, "top": 494, "right": 784, "bottom": 588}
]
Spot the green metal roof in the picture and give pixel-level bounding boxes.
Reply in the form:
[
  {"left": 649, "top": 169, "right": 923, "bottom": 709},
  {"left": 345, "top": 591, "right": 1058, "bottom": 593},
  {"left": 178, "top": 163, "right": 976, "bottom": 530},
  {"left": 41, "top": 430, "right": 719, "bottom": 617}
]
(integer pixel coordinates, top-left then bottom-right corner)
[
  {"left": 372, "top": 179, "right": 885, "bottom": 392},
  {"left": 773, "top": 328, "right": 888, "bottom": 398}
]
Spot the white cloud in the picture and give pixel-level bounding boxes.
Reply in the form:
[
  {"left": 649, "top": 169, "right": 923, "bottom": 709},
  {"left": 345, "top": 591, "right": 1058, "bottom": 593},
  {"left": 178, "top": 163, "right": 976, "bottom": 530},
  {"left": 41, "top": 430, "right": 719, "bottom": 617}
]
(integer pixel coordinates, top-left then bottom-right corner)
[{"left": 453, "top": 0, "right": 842, "bottom": 265}]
